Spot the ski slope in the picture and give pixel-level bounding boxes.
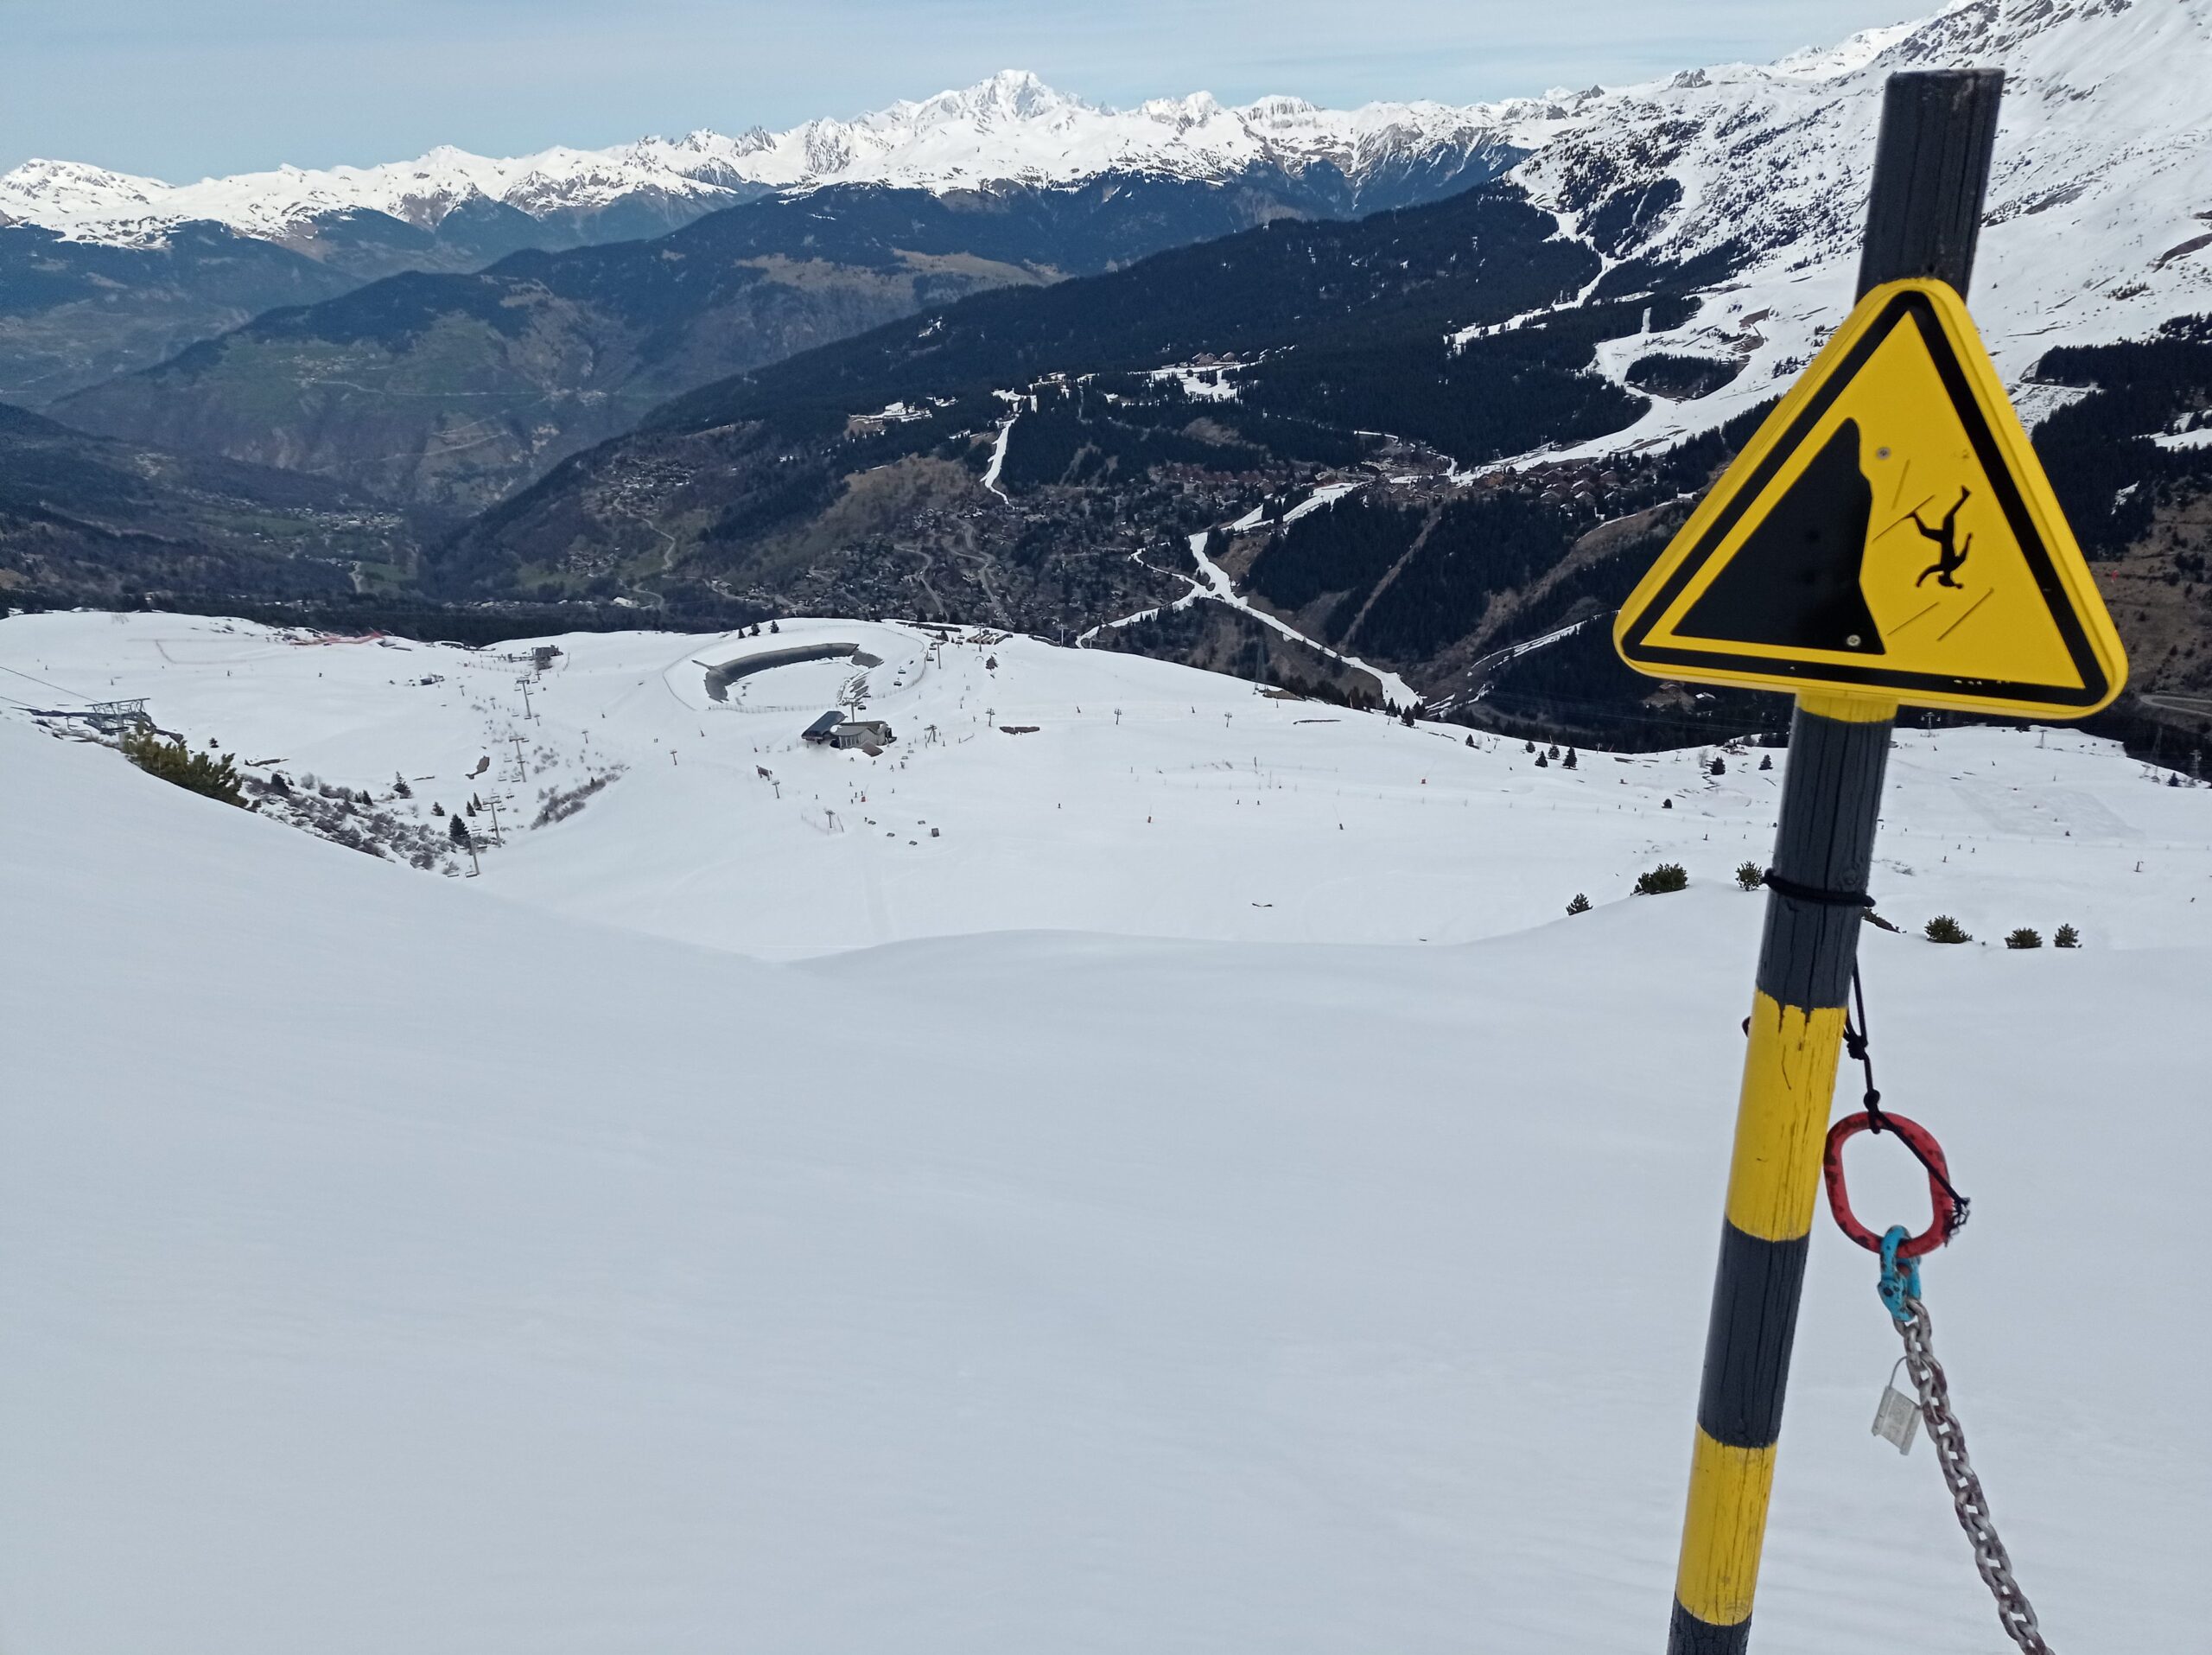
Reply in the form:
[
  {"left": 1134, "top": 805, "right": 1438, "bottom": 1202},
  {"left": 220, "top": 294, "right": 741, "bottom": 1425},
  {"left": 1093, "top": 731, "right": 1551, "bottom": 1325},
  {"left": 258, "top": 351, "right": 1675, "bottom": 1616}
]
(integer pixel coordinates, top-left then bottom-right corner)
[
  {"left": 2, "top": 609, "right": 2209, "bottom": 1652},
  {"left": 11, "top": 611, "right": 2212, "bottom": 958}
]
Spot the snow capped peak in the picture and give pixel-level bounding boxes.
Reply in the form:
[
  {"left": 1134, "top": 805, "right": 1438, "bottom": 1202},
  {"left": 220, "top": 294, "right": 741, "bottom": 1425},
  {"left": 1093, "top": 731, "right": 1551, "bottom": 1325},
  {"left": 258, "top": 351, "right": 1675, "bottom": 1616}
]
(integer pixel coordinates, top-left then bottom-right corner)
[
  {"left": 1770, "top": 16, "right": 1926, "bottom": 79},
  {"left": 916, "top": 69, "right": 1084, "bottom": 125},
  {"left": 1, "top": 158, "right": 168, "bottom": 218}
]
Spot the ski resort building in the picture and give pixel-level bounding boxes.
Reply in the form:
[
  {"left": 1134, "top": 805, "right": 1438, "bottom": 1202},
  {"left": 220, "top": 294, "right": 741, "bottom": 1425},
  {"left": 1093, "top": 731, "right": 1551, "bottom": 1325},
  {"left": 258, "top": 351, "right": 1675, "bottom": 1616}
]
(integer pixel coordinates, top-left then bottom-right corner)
[
  {"left": 800, "top": 713, "right": 897, "bottom": 754},
  {"left": 831, "top": 720, "right": 894, "bottom": 753}
]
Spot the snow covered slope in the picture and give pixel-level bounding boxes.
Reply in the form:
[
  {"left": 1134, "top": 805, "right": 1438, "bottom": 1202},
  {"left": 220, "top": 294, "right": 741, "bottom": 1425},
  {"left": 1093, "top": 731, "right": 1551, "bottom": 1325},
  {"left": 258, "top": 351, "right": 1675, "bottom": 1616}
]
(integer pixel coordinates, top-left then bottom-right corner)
[
  {"left": 2, "top": 609, "right": 2206, "bottom": 1652},
  {"left": 10, "top": 611, "right": 2212, "bottom": 957},
  {"left": 1516, "top": 0, "right": 2212, "bottom": 455},
  {"left": 0, "top": 71, "right": 1522, "bottom": 247}
]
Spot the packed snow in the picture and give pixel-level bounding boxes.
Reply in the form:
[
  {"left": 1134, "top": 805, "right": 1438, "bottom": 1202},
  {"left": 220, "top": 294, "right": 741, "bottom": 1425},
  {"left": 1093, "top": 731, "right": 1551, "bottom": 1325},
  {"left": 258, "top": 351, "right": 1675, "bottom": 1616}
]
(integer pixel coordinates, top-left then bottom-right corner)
[{"left": 2, "top": 608, "right": 2208, "bottom": 1651}]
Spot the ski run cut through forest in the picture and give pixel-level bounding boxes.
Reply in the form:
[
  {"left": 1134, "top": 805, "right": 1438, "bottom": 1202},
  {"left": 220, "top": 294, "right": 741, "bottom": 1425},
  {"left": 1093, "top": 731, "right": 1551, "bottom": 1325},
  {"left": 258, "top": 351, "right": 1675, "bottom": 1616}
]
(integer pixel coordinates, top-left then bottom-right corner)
[{"left": 2, "top": 608, "right": 2208, "bottom": 1652}]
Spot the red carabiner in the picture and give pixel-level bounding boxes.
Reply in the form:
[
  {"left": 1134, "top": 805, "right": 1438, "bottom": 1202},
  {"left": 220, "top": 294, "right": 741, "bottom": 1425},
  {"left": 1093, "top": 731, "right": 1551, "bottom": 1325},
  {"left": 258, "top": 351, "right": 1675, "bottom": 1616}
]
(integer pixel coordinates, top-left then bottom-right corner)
[{"left": 1821, "top": 1111, "right": 1957, "bottom": 1258}]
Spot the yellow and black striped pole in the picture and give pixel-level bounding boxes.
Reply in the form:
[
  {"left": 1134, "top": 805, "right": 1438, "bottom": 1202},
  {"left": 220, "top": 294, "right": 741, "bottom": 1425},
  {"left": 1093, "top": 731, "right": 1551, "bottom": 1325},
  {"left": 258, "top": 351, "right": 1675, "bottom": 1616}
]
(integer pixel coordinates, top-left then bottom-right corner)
[
  {"left": 1665, "top": 72, "right": 2004, "bottom": 1654},
  {"left": 1668, "top": 692, "right": 1894, "bottom": 1650}
]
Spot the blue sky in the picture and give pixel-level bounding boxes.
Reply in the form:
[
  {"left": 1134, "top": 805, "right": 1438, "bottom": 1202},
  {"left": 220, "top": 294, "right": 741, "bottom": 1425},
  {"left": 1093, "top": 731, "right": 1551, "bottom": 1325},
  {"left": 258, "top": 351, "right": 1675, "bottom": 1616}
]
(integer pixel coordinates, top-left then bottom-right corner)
[{"left": 4, "top": 0, "right": 1925, "bottom": 179}]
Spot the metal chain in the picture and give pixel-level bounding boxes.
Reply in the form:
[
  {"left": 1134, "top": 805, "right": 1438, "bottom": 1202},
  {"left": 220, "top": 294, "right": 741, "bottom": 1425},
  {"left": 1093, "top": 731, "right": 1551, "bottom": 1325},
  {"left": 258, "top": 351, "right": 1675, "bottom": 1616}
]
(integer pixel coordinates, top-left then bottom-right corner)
[{"left": 1896, "top": 1295, "right": 2055, "bottom": 1653}]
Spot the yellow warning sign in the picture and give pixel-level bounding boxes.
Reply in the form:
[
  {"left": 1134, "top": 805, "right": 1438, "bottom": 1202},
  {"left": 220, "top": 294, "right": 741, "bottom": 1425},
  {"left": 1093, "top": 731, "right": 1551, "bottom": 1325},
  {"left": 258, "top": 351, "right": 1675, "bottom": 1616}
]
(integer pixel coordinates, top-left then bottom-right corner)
[{"left": 1614, "top": 279, "right": 2126, "bottom": 717}]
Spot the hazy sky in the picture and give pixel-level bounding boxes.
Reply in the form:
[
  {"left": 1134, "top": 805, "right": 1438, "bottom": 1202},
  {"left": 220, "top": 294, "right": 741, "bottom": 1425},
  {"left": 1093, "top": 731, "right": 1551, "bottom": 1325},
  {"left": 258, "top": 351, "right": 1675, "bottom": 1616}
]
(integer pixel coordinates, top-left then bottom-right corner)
[{"left": 4, "top": 0, "right": 1926, "bottom": 180}]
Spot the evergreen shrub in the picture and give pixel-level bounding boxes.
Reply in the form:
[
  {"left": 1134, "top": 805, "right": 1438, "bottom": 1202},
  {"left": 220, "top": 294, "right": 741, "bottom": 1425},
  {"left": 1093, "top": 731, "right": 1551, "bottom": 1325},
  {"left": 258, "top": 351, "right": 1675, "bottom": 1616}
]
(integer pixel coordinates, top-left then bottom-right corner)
[{"left": 120, "top": 729, "right": 242, "bottom": 806}]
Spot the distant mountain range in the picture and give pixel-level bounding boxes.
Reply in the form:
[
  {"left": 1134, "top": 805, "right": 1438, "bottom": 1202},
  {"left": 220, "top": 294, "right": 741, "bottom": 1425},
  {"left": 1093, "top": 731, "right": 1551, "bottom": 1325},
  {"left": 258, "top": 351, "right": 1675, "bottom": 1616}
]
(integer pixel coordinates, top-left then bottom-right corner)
[
  {"left": 0, "top": 72, "right": 1537, "bottom": 247},
  {"left": 0, "top": 73, "right": 1528, "bottom": 406}
]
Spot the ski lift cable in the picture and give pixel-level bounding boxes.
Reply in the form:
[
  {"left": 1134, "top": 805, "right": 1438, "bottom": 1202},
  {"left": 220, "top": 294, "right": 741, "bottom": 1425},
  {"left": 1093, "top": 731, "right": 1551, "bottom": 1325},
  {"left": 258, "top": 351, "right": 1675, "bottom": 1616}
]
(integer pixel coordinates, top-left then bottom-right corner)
[{"left": 0, "top": 661, "right": 97, "bottom": 702}]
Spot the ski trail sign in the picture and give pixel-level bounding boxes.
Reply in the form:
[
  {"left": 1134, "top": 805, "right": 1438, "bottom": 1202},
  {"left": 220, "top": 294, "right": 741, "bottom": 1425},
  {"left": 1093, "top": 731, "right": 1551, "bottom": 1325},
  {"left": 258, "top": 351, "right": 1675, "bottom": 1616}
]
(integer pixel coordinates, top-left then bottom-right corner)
[{"left": 1615, "top": 278, "right": 2126, "bottom": 717}]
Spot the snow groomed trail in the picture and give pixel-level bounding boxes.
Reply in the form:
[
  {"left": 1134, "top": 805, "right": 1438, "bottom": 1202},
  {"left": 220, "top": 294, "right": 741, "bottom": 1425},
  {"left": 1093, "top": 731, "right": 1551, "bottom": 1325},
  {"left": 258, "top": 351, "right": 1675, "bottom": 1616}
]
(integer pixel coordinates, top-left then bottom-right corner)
[
  {"left": 1181, "top": 513, "right": 1423, "bottom": 710},
  {"left": 1077, "top": 484, "right": 1419, "bottom": 710},
  {"left": 2, "top": 609, "right": 2208, "bottom": 1652}
]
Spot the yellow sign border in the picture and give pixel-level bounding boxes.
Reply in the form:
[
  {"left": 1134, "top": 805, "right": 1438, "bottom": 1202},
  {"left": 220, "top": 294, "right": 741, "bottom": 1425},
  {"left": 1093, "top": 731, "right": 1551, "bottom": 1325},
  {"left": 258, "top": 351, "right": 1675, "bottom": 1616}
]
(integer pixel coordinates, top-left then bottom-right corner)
[{"left": 1613, "top": 279, "right": 2126, "bottom": 718}]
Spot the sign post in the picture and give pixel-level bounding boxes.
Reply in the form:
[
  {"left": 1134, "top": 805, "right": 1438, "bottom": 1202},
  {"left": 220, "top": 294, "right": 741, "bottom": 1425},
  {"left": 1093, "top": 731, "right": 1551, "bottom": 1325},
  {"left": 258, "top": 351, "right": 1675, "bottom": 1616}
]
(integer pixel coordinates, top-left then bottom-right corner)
[{"left": 1618, "top": 72, "right": 2127, "bottom": 1654}]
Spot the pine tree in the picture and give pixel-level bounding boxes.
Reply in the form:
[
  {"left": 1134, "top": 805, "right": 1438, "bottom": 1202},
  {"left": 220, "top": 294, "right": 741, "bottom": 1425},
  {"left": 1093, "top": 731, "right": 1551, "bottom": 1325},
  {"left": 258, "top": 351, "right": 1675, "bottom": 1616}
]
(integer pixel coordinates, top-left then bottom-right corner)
[
  {"left": 1924, "top": 914, "right": 1971, "bottom": 945},
  {"left": 391, "top": 772, "right": 412, "bottom": 799},
  {"left": 1562, "top": 748, "right": 1579, "bottom": 770},
  {"left": 1758, "top": 754, "right": 1774, "bottom": 771},
  {"left": 119, "top": 729, "right": 243, "bottom": 806},
  {"left": 2005, "top": 927, "right": 2043, "bottom": 950},
  {"left": 1736, "top": 861, "right": 1764, "bottom": 891},
  {"left": 1566, "top": 893, "right": 1592, "bottom": 915},
  {"left": 431, "top": 802, "right": 446, "bottom": 817},
  {"left": 2053, "top": 923, "right": 2081, "bottom": 948},
  {"left": 448, "top": 813, "right": 473, "bottom": 850}
]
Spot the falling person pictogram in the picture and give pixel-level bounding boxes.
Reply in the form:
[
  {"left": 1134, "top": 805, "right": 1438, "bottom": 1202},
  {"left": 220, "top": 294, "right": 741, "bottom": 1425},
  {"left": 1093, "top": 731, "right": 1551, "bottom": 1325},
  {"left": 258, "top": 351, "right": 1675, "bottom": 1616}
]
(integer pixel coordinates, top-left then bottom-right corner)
[{"left": 1909, "top": 487, "right": 1974, "bottom": 589}]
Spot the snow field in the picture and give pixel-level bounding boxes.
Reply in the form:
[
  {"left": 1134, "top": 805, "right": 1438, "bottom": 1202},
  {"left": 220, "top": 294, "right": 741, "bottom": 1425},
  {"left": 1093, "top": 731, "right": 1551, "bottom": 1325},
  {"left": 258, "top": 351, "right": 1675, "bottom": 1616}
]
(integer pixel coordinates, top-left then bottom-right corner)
[
  {"left": 2, "top": 608, "right": 2209, "bottom": 1650},
  {"left": 10, "top": 611, "right": 2211, "bottom": 961}
]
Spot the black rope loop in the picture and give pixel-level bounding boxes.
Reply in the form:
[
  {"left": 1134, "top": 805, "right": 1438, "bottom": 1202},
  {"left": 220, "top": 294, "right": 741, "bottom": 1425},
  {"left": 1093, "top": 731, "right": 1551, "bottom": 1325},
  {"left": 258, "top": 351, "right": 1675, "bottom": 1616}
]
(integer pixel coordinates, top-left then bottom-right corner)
[
  {"left": 1761, "top": 868, "right": 1876, "bottom": 908},
  {"left": 1846, "top": 963, "right": 1971, "bottom": 1238}
]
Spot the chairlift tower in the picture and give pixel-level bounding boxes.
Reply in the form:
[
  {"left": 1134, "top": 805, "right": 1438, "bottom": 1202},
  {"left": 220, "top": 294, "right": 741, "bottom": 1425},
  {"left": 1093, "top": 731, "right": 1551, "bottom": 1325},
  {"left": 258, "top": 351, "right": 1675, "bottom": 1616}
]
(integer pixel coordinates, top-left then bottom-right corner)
[{"left": 85, "top": 698, "right": 152, "bottom": 732}]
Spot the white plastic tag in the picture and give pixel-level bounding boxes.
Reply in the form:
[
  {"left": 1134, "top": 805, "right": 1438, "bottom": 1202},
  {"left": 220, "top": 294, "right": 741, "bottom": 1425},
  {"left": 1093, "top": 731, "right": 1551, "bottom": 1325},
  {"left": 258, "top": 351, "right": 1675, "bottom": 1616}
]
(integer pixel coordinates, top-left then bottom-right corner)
[{"left": 1872, "top": 1383, "right": 1919, "bottom": 1454}]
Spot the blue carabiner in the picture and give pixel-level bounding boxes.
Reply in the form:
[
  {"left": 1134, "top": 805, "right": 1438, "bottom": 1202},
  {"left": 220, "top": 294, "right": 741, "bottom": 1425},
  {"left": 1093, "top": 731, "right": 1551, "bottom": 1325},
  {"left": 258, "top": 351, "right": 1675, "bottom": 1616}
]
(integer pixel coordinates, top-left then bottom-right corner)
[{"left": 1878, "top": 1224, "right": 1923, "bottom": 1324}]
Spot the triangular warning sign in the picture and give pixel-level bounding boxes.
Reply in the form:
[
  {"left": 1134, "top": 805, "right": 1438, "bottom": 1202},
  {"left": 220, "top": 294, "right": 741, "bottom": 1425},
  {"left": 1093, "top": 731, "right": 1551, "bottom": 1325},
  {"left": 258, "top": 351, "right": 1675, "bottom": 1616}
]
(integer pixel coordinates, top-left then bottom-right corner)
[{"left": 1615, "top": 279, "right": 2126, "bottom": 717}]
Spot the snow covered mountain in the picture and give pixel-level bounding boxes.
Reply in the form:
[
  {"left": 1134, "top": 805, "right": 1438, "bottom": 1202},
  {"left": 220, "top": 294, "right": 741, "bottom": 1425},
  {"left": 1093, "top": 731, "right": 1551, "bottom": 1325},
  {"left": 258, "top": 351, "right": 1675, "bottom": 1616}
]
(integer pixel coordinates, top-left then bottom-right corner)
[
  {"left": 1511, "top": 0, "right": 2212, "bottom": 455},
  {"left": 0, "top": 71, "right": 1528, "bottom": 248}
]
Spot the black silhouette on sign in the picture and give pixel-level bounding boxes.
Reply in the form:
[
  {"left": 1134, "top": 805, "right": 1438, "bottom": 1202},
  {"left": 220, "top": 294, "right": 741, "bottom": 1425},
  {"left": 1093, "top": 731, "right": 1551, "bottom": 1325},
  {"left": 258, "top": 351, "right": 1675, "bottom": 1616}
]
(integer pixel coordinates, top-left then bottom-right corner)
[
  {"left": 1910, "top": 487, "right": 1974, "bottom": 589},
  {"left": 1675, "top": 417, "right": 1884, "bottom": 654}
]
